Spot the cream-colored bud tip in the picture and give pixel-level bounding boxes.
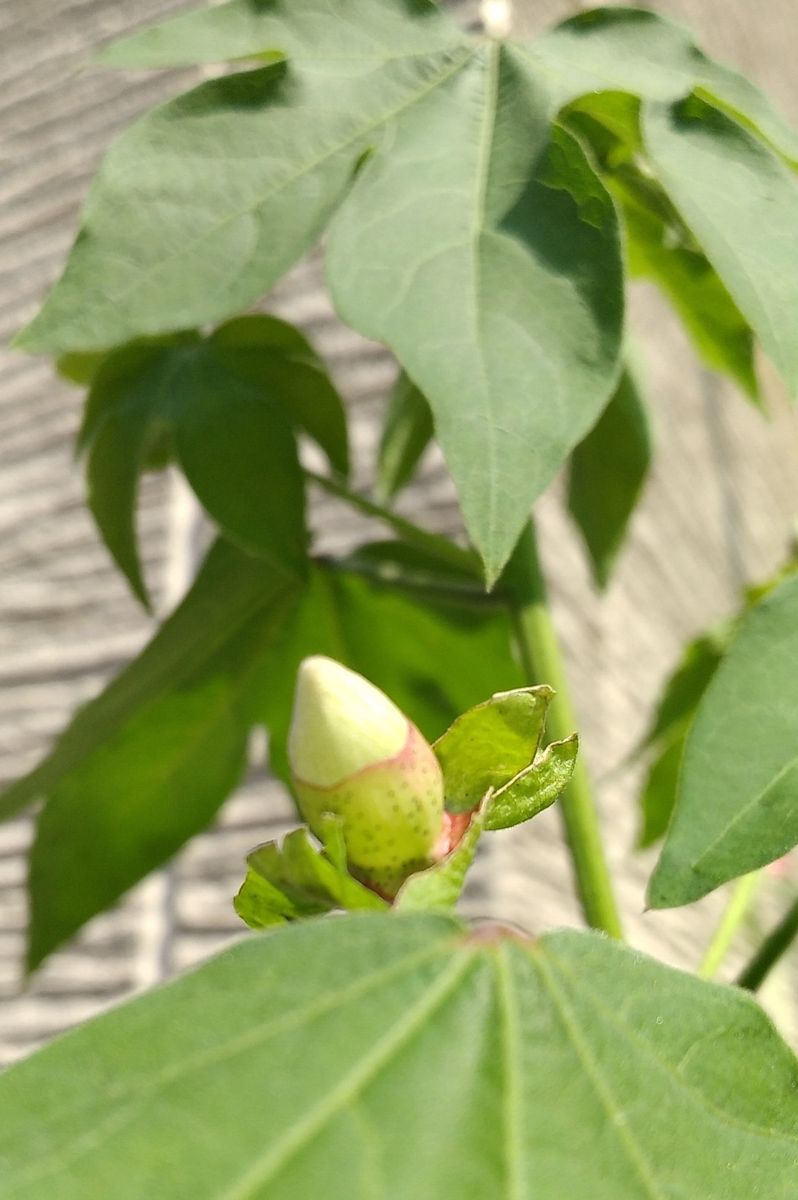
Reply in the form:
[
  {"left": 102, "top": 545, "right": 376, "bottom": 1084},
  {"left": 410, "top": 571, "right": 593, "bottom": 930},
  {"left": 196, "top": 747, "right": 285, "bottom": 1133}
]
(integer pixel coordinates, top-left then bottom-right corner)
[{"left": 288, "top": 656, "right": 409, "bottom": 788}]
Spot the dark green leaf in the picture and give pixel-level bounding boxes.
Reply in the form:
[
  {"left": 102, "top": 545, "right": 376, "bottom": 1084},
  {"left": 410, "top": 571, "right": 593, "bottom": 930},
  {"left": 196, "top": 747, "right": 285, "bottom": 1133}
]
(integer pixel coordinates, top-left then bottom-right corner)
[
  {"left": 567, "top": 363, "right": 652, "bottom": 587},
  {"left": 433, "top": 687, "right": 553, "bottom": 813},
  {"left": 639, "top": 627, "right": 730, "bottom": 754},
  {"left": 650, "top": 573, "right": 798, "bottom": 908},
  {"left": 78, "top": 333, "right": 320, "bottom": 599},
  {"left": 638, "top": 733, "right": 684, "bottom": 849},
  {"left": 56, "top": 350, "right": 107, "bottom": 386},
  {"left": 170, "top": 347, "right": 308, "bottom": 576},
  {"left": 1, "top": 914, "right": 796, "bottom": 1198},
  {"left": 613, "top": 168, "right": 759, "bottom": 398},
  {"left": 644, "top": 95, "right": 798, "bottom": 394},
  {"left": 82, "top": 346, "right": 174, "bottom": 606},
  {"left": 483, "top": 735, "right": 577, "bottom": 831},
  {"left": 234, "top": 826, "right": 387, "bottom": 929},
  {"left": 0, "top": 540, "right": 303, "bottom": 966},
  {"left": 376, "top": 372, "right": 434, "bottom": 502},
  {"left": 561, "top": 92, "right": 760, "bottom": 399},
  {"left": 211, "top": 316, "right": 349, "bottom": 477}
]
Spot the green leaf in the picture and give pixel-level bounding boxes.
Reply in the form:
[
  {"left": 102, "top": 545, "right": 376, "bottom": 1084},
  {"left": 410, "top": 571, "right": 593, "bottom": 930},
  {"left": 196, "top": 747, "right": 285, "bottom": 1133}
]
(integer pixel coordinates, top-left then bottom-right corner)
[
  {"left": 211, "top": 315, "right": 349, "bottom": 478},
  {"left": 433, "top": 687, "right": 553, "bottom": 813},
  {"left": 638, "top": 733, "right": 684, "bottom": 850},
  {"left": 17, "top": 27, "right": 471, "bottom": 355},
  {"left": 639, "top": 627, "right": 730, "bottom": 754},
  {"left": 533, "top": 7, "right": 798, "bottom": 168},
  {"left": 644, "top": 95, "right": 798, "bottom": 394},
  {"left": 395, "top": 813, "right": 484, "bottom": 911},
  {"left": 56, "top": 349, "right": 107, "bottom": 386},
  {"left": 612, "top": 167, "right": 759, "bottom": 399},
  {"left": 170, "top": 346, "right": 308, "bottom": 575},
  {"left": 328, "top": 75, "right": 623, "bottom": 583},
  {"left": 567, "top": 362, "right": 652, "bottom": 588},
  {"left": 1, "top": 914, "right": 796, "bottom": 1198},
  {"left": 561, "top": 91, "right": 760, "bottom": 400},
  {"left": 483, "top": 735, "right": 577, "bottom": 831},
  {"left": 650, "top": 572, "right": 798, "bottom": 908},
  {"left": 79, "top": 332, "right": 321, "bottom": 600},
  {"left": 376, "top": 371, "right": 434, "bottom": 502},
  {"left": 82, "top": 345, "right": 173, "bottom": 607},
  {"left": 97, "top": 0, "right": 463, "bottom": 69},
  {"left": 0, "top": 540, "right": 303, "bottom": 967},
  {"left": 234, "top": 826, "right": 387, "bottom": 929}
]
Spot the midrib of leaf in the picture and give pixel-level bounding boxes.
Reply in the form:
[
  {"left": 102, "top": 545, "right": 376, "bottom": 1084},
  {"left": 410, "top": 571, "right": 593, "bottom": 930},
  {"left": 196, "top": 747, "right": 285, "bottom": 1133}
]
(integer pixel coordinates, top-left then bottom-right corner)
[
  {"left": 531, "top": 945, "right": 668, "bottom": 1200},
  {"left": 1, "top": 935, "right": 459, "bottom": 1195},
  {"left": 542, "top": 944, "right": 798, "bottom": 1147},
  {"left": 495, "top": 945, "right": 525, "bottom": 1200},
  {"left": 686, "top": 750, "right": 798, "bottom": 875},
  {"left": 104, "top": 48, "right": 475, "bottom": 315},
  {"left": 217, "top": 949, "right": 479, "bottom": 1200},
  {"left": 468, "top": 41, "right": 501, "bottom": 565}
]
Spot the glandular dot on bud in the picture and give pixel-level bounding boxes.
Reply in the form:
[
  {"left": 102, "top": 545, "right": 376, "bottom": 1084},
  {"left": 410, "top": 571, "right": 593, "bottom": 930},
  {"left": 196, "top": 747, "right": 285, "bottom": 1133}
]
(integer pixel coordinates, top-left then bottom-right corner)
[{"left": 288, "top": 656, "right": 444, "bottom": 897}]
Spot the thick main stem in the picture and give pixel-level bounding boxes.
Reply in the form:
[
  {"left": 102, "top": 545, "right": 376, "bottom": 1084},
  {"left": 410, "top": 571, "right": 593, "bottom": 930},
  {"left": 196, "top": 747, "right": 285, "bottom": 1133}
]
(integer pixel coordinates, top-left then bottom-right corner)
[
  {"left": 737, "top": 893, "right": 798, "bottom": 992},
  {"left": 504, "top": 521, "right": 624, "bottom": 939}
]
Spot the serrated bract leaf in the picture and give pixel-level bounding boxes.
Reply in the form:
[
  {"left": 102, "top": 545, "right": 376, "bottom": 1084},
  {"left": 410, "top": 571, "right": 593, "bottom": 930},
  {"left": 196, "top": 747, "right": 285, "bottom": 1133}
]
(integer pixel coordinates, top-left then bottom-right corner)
[
  {"left": 433, "top": 687, "right": 553, "bottom": 813},
  {"left": 328, "top": 58, "right": 623, "bottom": 582},
  {"left": 395, "top": 813, "right": 484, "bottom": 911},
  {"left": 376, "top": 371, "right": 434, "bottom": 502},
  {"left": 568, "top": 363, "right": 652, "bottom": 588},
  {"left": 483, "top": 735, "right": 577, "bottom": 831},
  {"left": 234, "top": 826, "right": 387, "bottom": 929},
  {"left": 644, "top": 96, "right": 798, "bottom": 394},
  {"left": 0, "top": 914, "right": 796, "bottom": 1199},
  {"left": 650, "top": 573, "right": 798, "bottom": 907}
]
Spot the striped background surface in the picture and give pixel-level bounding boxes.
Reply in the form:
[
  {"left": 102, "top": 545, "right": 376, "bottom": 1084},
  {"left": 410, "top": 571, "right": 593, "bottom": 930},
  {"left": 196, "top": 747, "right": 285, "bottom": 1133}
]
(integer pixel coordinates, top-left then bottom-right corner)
[{"left": 1, "top": 0, "right": 797, "bottom": 1063}]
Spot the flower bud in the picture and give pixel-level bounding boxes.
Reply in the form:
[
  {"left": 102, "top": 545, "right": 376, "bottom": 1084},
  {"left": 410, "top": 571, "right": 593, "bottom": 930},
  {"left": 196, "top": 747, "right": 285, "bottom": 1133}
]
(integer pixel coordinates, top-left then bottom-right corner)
[{"left": 288, "top": 656, "right": 444, "bottom": 897}]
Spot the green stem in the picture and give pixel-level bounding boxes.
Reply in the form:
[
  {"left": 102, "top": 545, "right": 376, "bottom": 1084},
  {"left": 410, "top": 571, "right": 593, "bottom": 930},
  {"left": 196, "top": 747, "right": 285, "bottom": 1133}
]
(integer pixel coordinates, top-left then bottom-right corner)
[
  {"left": 737, "top": 892, "right": 798, "bottom": 992},
  {"left": 503, "top": 520, "right": 624, "bottom": 939},
  {"left": 305, "top": 470, "right": 479, "bottom": 576},
  {"left": 698, "top": 871, "right": 761, "bottom": 979}
]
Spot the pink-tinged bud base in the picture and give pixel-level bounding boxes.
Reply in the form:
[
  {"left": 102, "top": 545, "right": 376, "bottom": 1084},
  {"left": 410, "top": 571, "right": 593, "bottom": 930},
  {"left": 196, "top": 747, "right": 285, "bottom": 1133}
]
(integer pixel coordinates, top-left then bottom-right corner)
[{"left": 293, "top": 722, "right": 444, "bottom": 898}]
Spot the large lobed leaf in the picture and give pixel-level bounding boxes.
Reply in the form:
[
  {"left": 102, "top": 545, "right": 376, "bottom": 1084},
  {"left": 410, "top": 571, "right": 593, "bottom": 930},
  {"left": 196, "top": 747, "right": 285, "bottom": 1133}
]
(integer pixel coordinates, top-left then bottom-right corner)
[
  {"left": 650, "top": 572, "right": 798, "bottom": 907},
  {"left": 19, "top": 2, "right": 798, "bottom": 578},
  {"left": 0, "top": 913, "right": 796, "bottom": 1198}
]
